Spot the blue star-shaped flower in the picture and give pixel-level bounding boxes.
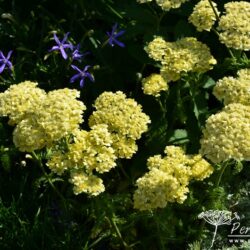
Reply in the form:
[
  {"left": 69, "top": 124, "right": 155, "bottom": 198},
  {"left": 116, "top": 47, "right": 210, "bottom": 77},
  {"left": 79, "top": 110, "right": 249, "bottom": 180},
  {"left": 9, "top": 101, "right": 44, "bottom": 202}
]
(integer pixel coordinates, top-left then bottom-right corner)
[
  {"left": 106, "top": 23, "right": 125, "bottom": 48},
  {"left": 49, "top": 32, "right": 73, "bottom": 59},
  {"left": 71, "top": 44, "right": 90, "bottom": 62},
  {"left": 0, "top": 50, "right": 13, "bottom": 74},
  {"left": 70, "top": 65, "right": 94, "bottom": 88}
]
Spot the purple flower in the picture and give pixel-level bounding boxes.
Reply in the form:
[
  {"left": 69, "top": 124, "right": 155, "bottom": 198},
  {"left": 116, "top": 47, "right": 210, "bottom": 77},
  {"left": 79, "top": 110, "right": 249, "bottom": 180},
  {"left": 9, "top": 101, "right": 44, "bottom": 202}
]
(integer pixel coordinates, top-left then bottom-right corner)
[
  {"left": 106, "top": 23, "right": 125, "bottom": 48},
  {"left": 49, "top": 32, "right": 73, "bottom": 59},
  {"left": 70, "top": 65, "right": 94, "bottom": 88},
  {"left": 72, "top": 44, "right": 90, "bottom": 62},
  {"left": 0, "top": 50, "right": 13, "bottom": 74}
]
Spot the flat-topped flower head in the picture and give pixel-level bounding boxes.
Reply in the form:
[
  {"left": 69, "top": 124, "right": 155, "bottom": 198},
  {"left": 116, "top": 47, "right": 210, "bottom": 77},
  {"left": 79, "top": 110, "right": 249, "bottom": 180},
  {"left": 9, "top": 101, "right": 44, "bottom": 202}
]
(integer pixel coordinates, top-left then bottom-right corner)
[
  {"left": 200, "top": 103, "right": 250, "bottom": 163},
  {"left": 0, "top": 50, "right": 13, "bottom": 74},
  {"left": 213, "top": 68, "right": 250, "bottom": 106},
  {"left": 70, "top": 65, "right": 94, "bottom": 88},
  {"left": 106, "top": 23, "right": 125, "bottom": 48},
  {"left": 218, "top": 1, "right": 250, "bottom": 51},
  {"left": 189, "top": 0, "right": 220, "bottom": 32},
  {"left": 145, "top": 37, "right": 216, "bottom": 82},
  {"left": 0, "top": 81, "right": 46, "bottom": 125},
  {"left": 133, "top": 146, "right": 213, "bottom": 210},
  {"left": 49, "top": 32, "right": 73, "bottom": 59},
  {"left": 142, "top": 73, "right": 168, "bottom": 97}
]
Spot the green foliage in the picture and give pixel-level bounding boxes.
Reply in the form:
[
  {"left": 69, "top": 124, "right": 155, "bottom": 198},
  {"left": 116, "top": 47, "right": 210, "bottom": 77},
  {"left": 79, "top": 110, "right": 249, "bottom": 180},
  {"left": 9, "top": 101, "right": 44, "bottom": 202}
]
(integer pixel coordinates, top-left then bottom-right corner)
[{"left": 0, "top": 0, "right": 249, "bottom": 249}]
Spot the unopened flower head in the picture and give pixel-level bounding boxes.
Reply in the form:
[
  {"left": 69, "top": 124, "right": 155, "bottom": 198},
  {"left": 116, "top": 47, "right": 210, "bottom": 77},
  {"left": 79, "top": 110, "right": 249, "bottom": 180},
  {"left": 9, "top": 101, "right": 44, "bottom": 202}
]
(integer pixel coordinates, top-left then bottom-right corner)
[
  {"left": 142, "top": 73, "right": 168, "bottom": 97},
  {"left": 218, "top": 1, "right": 250, "bottom": 51},
  {"left": 0, "top": 81, "right": 46, "bottom": 125},
  {"left": 134, "top": 146, "right": 213, "bottom": 210},
  {"left": 189, "top": 0, "right": 219, "bottom": 32},
  {"left": 200, "top": 103, "right": 250, "bottom": 164},
  {"left": 213, "top": 68, "right": 250, "bottom": 106}
]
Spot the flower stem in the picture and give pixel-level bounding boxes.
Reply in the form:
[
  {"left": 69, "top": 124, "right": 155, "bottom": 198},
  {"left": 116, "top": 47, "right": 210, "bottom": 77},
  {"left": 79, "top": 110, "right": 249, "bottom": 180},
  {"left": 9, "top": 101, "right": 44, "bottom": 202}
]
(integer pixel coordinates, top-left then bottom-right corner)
[
  {"left": 207, "top": 0, "right": 220, "bottom": 21},
  {"left": 110, "top": 215, "right": 130, "bottom": 249},
  {"left": 210, "top": 225, "right": 218, "bottom": 249},
  {"left": 31, "top": 151, "right": 67, "bottom": 207},
  {"left": 216, "top": 161, "right": 229, "bottom": 187}
]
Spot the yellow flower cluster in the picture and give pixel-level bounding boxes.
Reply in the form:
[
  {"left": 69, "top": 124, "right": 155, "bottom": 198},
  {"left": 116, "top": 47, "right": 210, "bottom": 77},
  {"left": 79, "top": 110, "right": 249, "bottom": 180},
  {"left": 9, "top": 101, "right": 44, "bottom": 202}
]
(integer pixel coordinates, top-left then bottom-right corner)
[
  {"left": 133, "top": 146, "right": 213, "bottom": 210},
  {"left": 145, "top": 37, "right": 216, "bottom": 82},
  {"left": 200, "top": 103, "right": 250, "bottom": 164},
  {"left": 33, "top": 88, "right": 85, "bottom": 144},
  {"left": 0, "top": 81, "right": 86, "bottom": 152},
  {"left": 213, "top": 68, "right": 250, "bottom": 106},
  {"left": 47, "top": 125, "right": 117, "bottom": 175},
  {"left": 155, "top": 0, "right": 189, "bottom": 11},
  {"left": 70, "top": 170, "right": 105, "bottom": 196},
  {"left": 218, "top": 1, "right": 250, "bottom": 51},
  {"left": 137, "top": 0, "right": 189, "bottom": 11},
  {"left": 13, "top": 115, "right": 47, "bottom": 152},
  {"left": 89, "top": 91, "right": 151, "bottom": 158},
  {"left": 142, "top": 74, "right": 168, "bottom": 97},
  {"left": 47, "top": 124, "right": 117, "bottom": 195},
  {"left": 145, "top": 37, "right": 168, "bottom": 62},
  {"left": 189, "top": 0, "right": 219, "bottom": 32},
  {"left": 0, "top": 83, "right": 151, "bottom": 196},
  {"left": 0, "top": 81, "right": 46, "bottom": 125}
]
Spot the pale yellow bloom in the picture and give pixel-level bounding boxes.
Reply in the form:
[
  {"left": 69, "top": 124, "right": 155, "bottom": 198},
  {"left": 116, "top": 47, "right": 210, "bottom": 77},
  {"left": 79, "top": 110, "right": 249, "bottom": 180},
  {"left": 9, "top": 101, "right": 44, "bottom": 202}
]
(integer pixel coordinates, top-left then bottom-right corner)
[
  {"left": 142, "top": 74, "right": 168, "bottom": 97},
  {"left": 213, "top": 68, "right": 250, "bottom": 106},
  {"left": 137, "top": 0, "right": 189, "bottom": 11},
  {"left": 155, "top": 0, "right": 189, "bottom": 11},
  {"left": 111, "top": 133, "right": 138, "bottom": 159},
  {"left": 200, "top": 103, "right": 250, "bottom": 164},
  {"left": 0, "top": 81, "right": 46, "bottom": 125},
  {"left": 189, "top": 155, "right": 214, "bottom": 181},
  {"left": 70, "top": 171, "right": 105, "bottom": 196},
  {"left": 13, "top": 115, "right": 46, "bottom": 152},
  {"left": 145, "top": 37, "right": 216, "bottom": 82},
  {"left": 89, "top": 91, "right": 150, "bottom": 158},
  {"left": 47, "top": 125, "right": 117, "bottom": 175},
  {"left": 34, "top": 88, "right": 86, "bottom": 144},
  {"left": 134, "top": 146, "right": 213, "bottom": 210},
  {"left": 144, "top": 37, "right": 168, "bottom": 62},
  {"left": 189, "top": 0, "right": 219, "bottom": 32},
  {"left": 218, "top": 1, "right": 250, "bottom": 50}
]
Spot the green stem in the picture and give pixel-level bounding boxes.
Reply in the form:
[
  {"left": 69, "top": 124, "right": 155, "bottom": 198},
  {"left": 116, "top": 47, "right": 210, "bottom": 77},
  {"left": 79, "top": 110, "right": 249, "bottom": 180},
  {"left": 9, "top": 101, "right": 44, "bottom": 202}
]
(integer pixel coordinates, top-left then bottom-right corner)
[
  {"left": 207, "top": 0, "right": 220, "bottom": 21},
  {"left": 155, "top": 211, "right": 165, "bottom": 250},
  {"left": 216, "top": 162, "right": 229, "bottom": 187},
  {"left": 188, "top": 80, "right": 201, "bottom": 128},
  {"left": 211, "top": 28, "right": 235, "bottom": 59},
  {"left": 31, "top": 151, "right": 67, "bottom": 207},
  {"left": 109, "top": 215, "right": 130, "bottom": 249},
  {"left": 157, "top": 12, "right": 165, "bottom": 31}
]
